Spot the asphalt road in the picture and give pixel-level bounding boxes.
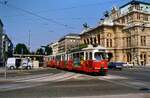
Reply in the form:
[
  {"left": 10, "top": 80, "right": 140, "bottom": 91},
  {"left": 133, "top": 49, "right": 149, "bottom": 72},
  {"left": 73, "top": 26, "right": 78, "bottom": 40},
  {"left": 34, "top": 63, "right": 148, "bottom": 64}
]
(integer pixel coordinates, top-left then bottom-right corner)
[{"left": 0, "top": 67, "right": 150, "bottom": 98}]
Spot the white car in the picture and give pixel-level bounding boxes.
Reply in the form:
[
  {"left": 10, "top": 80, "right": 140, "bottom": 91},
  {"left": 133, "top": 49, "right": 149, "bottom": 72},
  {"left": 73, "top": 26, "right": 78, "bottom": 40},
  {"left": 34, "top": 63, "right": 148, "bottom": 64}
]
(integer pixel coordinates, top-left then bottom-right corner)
[
  {"left": 20, "top": 58, "right": 33, "bottom": 70},
  {"left": 123, "top": 63, "right": 133, "bottom": 68},
  {"left": 6, "top": 57, "right": 33, "bottom": 70},
  {"left": 6, "top": 57, "right": 21, "bottom": 70}
]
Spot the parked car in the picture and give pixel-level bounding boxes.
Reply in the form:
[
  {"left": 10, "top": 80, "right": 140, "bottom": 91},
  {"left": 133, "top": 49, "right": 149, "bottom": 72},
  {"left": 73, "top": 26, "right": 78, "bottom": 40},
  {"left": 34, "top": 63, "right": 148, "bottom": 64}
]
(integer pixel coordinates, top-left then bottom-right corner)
[
  {"left": 21, "top": 58, "right": 33, "bottom": 70},
  {"left": 6, "top": 57, "right": 33, "bottom": 70},
  {"left": 6, "top": 57, "right": 21, "bottom": 70},
  {"left": 122, "top": 63, "right": 133, "bottom": 68},
  {"left": 108, "top": 62, "right": 125, "bottom": 70}
]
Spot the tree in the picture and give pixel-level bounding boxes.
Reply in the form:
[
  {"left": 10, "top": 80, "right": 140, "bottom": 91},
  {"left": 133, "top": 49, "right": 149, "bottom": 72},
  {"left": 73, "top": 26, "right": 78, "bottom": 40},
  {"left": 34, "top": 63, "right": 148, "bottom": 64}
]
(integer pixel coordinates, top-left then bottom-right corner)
[
  {"left": 14, "top": 43, "right": 30, "bottom": 54},
  {"left": 79, "top": 44, "right": 88, "bottom": 49},
  {"left": 36, "top": 48, "right": 44, "bottom": 55},
  {"left": 44, "top": 46, "right": 52, "bottom": 55},
  {"left": 36, "top": 46, "right": 52, "bottom": 55}
]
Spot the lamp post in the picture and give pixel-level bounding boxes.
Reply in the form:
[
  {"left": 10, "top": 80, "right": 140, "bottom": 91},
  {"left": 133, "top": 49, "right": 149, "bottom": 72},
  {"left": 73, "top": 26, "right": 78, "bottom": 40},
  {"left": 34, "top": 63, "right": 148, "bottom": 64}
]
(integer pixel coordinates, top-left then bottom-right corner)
[
  {"left": 41, "top": 46, "right": 46, "bottom": 55},
  {"left": 41, "top": 46, "right": 47, "bottom": 67},
  {"left": 2, "top": 35, "right": 7, "bottom": 79}
]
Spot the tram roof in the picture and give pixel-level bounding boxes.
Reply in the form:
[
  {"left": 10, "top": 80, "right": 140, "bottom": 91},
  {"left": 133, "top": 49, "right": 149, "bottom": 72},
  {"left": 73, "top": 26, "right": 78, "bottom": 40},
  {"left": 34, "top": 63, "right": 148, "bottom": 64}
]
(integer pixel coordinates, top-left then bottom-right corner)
[{"left": 82, "top": 45, "right": 106, "bottom": 51}]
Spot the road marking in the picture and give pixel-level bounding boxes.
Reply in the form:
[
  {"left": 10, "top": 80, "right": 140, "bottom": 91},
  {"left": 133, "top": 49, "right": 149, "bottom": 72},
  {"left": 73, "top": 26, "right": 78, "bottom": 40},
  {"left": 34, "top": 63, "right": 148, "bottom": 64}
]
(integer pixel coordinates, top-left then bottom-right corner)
[
  {"left": 14, "top": 73, "right": 54, "bottom": 82},
  {"left": 0, "top": 82, "right": 45, "bottom": 91},
  {"left": 97, "top": 75, "right": 150, "bottom": 90},
  {"left": 100, "top": 75, "right": 128, "bottom": 80},
  {"left": 53, "top": 84, "right": 98, "bottom": 88},
  {"left": 61, "top": 93, "right": 150, "bottom": 98},
  {"left": 0, "top": 72, "right": 70, "bottom": 91}
]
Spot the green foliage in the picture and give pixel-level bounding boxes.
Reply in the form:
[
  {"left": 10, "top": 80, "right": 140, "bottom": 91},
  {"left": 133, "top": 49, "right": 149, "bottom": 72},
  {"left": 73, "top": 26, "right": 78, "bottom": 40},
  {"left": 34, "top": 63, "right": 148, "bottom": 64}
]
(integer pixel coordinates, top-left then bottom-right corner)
[
  {"left": 36, "top": 48, "right": 44, "bottom": 55},
  {"left": 14, "top": 43, "right": 30, "bottom": 54},
  {"left": 79, "top": 44, "right": 88, "bottom": 49},
  {"left": 45, "top": 45, "right": 52, "bottom": 55},
  {"left": 36, "top": 46, "right": 52, "bottom": 55}
]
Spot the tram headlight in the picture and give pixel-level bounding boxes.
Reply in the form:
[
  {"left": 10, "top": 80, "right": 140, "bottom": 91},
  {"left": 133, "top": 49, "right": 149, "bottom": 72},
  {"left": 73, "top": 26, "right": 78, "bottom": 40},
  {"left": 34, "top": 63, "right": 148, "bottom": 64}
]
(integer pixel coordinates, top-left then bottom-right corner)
[{"left": 101, "top": 64, "right": 104, "bottom": 67}]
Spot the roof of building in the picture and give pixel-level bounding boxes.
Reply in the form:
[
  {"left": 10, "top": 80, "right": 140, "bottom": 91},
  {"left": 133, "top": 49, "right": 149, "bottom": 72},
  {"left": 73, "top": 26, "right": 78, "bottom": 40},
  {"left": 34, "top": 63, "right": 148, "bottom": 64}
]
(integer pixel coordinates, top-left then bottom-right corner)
[
  {"left": 0, "top": 19, "right": 3, "bottom": 27},
  {"left": 65, "top": 33, "right": 80, "bottom": 37},
  {"left": 120, "top": 0, "right": 150, "bottom": 9},
  {"left": 58, "top": 33, "right": 80, "bottom": 42},
  {"left": 80, "top": 27, "right": 93, "bottom": 34}
]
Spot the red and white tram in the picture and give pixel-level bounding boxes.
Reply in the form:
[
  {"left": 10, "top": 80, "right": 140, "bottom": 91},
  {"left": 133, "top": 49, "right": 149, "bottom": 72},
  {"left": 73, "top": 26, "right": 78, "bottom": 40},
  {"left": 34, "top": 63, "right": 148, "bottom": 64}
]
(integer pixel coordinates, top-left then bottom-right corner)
[{"left": 46, "top": 45, "right": 109, "bottom": 75}]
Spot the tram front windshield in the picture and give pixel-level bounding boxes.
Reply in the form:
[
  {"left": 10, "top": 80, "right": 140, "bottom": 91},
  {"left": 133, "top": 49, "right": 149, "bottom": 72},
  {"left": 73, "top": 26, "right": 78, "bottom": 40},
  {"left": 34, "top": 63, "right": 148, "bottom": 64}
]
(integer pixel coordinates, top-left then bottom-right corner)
[{"left": 94, "top": 52, "right": 106, "bottom": 61}]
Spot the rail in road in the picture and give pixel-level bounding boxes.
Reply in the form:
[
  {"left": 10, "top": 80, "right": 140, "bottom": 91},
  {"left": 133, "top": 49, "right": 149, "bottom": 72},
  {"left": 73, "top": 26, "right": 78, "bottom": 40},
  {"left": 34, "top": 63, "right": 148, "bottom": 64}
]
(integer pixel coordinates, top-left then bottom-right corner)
[
  {"left": 0, "top": 71, "right": 83, "bottom": 91},
  {"left": 0, "top": 71, "right": 150, "bottom": 92}
]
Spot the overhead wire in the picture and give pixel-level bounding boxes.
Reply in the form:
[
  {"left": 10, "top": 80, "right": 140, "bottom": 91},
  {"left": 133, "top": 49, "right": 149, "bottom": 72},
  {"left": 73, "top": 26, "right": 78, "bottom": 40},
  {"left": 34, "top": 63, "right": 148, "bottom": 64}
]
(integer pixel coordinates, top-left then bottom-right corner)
[
  {"left": 0, "top": 0, "right": 124, "bottom": 30},
  {"left": 0, "top": 0, "right": 119, "bottom": 21},
  {"left": 0, "top": 1, "right": 75, "bottom": 30},
  {"left": 37, "top": 0, "right": 119, "bottom": 13}
]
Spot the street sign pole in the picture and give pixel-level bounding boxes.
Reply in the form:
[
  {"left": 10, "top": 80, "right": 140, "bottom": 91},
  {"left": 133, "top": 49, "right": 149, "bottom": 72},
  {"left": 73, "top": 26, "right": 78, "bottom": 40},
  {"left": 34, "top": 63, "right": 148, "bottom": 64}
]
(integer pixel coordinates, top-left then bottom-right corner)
[{"left": 4, "top": 62, "right": 6, "bottom": 79}]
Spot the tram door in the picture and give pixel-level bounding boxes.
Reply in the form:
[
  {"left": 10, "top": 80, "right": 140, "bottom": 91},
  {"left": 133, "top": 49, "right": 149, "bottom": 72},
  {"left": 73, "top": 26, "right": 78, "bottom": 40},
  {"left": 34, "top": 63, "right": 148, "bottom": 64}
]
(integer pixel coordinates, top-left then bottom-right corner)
[
  {"left": 85, "top": 51, "right": 93, "bottom": 69},
  {"left": 79, "top": 52, "right": 84, "bottom": 65},
  {"left": 73, "top": 53, "right": 80, "bottom": 67}
]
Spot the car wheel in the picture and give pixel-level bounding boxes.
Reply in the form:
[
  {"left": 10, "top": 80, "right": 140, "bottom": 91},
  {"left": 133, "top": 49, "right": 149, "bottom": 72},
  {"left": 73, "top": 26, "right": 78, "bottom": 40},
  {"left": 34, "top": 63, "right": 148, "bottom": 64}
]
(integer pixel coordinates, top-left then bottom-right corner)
[
  {"left": 26, "top": 66, "right": 31, "bottom": 70},
  {"left": 10, "top": 66, "right": 15, "bottom": 70}
]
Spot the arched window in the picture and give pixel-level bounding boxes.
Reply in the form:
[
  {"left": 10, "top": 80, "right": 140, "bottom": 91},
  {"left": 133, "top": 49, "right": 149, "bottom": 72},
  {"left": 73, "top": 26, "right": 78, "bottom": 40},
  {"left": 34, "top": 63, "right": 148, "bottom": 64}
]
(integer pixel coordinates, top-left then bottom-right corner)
[
  {"left": 97, "top": 34, "right": 100, "bottom": 45},
  {"left": 90, "top": 38, "right": 92, "bottom": 44},
  {"left": 84, "top": 39, "right": 86, "bottom": 44},
  {"left": 140, "top": 52, "right": 146, "bottom": 65},
  {"left": 127, "top": 53, "right": 131, "bottom": 63},
  {"left": 106, "top": 33, "right": 113, "bottom": 48},
  {"left": 87, "top": 39, "right": 89, "bottom": 44},
  {"left": 94, "top": 37, "right": 96, "bottom": 45}
]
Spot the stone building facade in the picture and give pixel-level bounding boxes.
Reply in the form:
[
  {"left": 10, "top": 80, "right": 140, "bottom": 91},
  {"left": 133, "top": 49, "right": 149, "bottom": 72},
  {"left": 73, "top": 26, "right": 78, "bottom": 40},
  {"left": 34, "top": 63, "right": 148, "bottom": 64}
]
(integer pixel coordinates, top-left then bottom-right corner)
[
  {"left": 48, "top": 41, "right": 59, "bottom": 55},
  {"left": 80, "top": 0, "right": 150, "bottom": 66},
  {"left": 58, "top": 33, "right": 80, "bottom": 53}
]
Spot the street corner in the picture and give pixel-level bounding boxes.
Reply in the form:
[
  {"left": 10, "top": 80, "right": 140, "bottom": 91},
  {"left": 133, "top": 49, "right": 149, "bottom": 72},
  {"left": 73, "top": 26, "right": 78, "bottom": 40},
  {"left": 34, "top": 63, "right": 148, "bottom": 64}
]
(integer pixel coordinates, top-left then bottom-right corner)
[{"left": 69, "top": 74, "right": 97, "bottom": 81}]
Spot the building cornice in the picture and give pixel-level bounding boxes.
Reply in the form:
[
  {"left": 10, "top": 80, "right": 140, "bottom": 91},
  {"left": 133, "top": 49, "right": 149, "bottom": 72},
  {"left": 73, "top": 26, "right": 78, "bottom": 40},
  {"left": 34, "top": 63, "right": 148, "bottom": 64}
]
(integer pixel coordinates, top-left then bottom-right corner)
[{"left": 120, "top": 0, "right": 150, "bottom": 9}]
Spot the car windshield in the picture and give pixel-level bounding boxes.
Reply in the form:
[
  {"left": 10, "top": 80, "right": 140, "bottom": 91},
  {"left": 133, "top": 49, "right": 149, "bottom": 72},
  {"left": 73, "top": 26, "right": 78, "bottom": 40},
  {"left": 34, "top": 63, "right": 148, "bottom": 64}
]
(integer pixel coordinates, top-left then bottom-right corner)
[{"left": 94, "top": 52, "right": 105, "bottom": 61}]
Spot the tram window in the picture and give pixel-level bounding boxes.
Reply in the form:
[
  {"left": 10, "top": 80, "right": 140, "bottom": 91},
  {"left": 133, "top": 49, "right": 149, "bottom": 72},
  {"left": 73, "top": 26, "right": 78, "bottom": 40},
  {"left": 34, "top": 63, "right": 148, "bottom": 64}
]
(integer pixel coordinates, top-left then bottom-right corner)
[
  {"left": 69, "top": 54, "right": 73, "bottom": 60},
  {"left": 73, "top": 53, "right": 79, "bottom": 60},
  {"left": 80, "top": 52, "right": 84, "bottom": 64},
  {"left": 73, "top": 53, "right": 80, "bottom": 66},
  {"left": 89, "top": 52, "right": 92, "bottom": 60},
  {"left": 86, "top": 52, "right": 88, "bottom": 60},
  {"left": 94, "top": 52, "right": 104, "bottom": 60},
  {"left": 107, "top": 52, "right": 113, "bottom": 60},
  {"left": 56, "top": 55, "right": 61, "bottom": 61},
  {"left": 62, "top": 55, "right": 65, "bottom": 61},
  {"left": 49, "top": 57, "right": 51, "bottom": 60},
  {"left": 80, "top": 52, "right": 84, "bottom": 60}
]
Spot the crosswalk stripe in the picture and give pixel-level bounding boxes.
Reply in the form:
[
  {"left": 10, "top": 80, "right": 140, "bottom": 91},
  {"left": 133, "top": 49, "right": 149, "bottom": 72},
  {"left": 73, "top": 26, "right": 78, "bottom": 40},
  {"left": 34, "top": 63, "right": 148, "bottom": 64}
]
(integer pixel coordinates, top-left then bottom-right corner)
[{"left": 97, "top": 74, "right": 150, "bottom": 90}]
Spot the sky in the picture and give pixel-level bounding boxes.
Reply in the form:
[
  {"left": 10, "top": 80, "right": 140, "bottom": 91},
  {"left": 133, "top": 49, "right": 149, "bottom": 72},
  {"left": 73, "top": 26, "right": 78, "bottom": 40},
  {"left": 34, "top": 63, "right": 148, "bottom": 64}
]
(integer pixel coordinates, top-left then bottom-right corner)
[{"left": 0, "top": 0, "right": 149, "bottom": 51}]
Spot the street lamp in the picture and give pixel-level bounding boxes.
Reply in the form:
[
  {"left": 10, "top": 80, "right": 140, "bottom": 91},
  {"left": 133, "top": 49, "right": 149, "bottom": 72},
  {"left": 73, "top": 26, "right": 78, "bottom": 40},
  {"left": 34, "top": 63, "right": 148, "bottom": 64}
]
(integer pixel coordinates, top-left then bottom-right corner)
[
  {"left": 41, "top": 46, "right": 46, "bottom": 55},
  {"left": 2, "top": 35, "right": 7, "bottom": 79}
]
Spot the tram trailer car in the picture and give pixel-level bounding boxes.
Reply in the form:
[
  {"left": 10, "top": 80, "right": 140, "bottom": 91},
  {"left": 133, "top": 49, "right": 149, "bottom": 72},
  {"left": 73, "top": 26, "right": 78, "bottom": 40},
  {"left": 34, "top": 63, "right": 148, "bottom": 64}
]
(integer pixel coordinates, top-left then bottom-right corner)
[{"left": 46, "top": 45, "right": 110, "bottom": 75}]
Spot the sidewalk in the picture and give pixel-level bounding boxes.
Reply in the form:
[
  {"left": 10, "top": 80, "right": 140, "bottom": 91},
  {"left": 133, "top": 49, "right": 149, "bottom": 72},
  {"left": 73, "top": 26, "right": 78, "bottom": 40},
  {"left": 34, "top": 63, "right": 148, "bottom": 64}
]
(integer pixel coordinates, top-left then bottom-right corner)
[
  {"left": 0, "top": 67, "right": 51, "bottom": 73},
  {"left": 0, "top": 67, "right": 54, "bottom": 81}
]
